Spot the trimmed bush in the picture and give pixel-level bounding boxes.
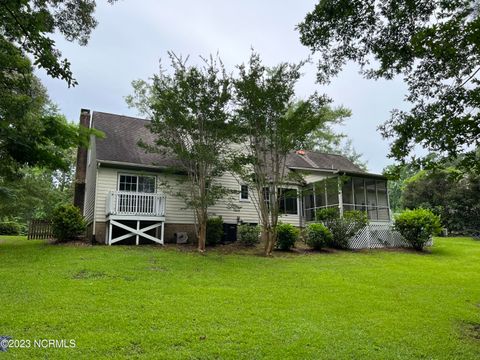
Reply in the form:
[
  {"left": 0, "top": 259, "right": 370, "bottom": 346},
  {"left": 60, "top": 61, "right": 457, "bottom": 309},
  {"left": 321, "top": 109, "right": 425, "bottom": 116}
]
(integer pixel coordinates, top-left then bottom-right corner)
[
  {"left": 305, "top": 223, "right": 332, "bottom": 250},
  {"left": 0, "top": 221, "right": 21, "bottom": 235},
  {"left": 237, "top": 224, "right": 260, "bottom": 246},
  {"left": 51, "top": 204, "right": 86, "bottom": 242},
  {"left": 315, "top": 207, "right": 339, "bottom": 222},
  {"left": 275, "top": 223, "right": 300, "bottom": 250},
  {"left": 206, "top": 216, "right": 224, "bottom": 246},
  {"left": 394, "top": 208, "right": 442, "bottom": 250}
]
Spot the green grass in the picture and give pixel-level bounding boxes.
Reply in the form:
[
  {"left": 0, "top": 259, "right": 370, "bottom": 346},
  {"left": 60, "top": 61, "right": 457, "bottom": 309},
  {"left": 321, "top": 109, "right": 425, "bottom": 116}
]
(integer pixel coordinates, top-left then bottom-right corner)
[{"left": 1, "top": 236, "right": 479, "bottom": 359}]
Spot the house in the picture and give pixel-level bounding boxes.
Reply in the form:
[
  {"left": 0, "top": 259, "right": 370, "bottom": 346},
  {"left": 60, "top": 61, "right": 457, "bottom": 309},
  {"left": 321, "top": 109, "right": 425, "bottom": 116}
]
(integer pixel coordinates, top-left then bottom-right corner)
[{"left": 77, "top": 109, "right": 396, "bottom": 248}]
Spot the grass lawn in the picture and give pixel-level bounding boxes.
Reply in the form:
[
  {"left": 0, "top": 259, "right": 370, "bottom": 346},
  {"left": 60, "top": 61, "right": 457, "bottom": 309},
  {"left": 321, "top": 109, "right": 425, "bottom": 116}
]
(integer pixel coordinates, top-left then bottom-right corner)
[{"left": 1, "top": 236, "right": 479, "bottom": 359}]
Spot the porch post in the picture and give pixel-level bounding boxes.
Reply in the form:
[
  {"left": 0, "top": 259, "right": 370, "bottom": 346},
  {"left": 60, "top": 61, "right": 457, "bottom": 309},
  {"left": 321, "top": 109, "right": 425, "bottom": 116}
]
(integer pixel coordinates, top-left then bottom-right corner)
[
  {"left": 136, "top": 220, "right": 140, "bottom": 245},
  {"left": 338, "top": 176, "right": 344, "bottom": 218},
  {"left": 108, "top": 221, "right": 112, "bottom": 246},
  {"left": 161, "top": 221, "right": 165, "bottom": 245}
]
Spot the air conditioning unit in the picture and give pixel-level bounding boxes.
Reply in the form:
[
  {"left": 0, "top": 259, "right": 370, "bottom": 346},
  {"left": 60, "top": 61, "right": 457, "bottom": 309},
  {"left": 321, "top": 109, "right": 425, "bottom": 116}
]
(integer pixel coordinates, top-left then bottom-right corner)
[{"left": 174, "top": 232, "right": 188, "bottom": 244}]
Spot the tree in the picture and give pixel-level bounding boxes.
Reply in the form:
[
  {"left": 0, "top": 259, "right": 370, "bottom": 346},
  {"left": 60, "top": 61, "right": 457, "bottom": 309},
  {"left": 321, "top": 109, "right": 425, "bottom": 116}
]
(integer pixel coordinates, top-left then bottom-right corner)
[
  {"left": 0, "top": 41, "right": 92, "bottom": 178},
  {"left": 233, "top": 52, "right": 329, "bottom": 256},
  {"left": 383, "top": 163, "right": 418, "bottom": 213},
  {"left": 126, "top": 53, "right": 238, "bottom": 252},
  {"left": 1, "top": 0, "right": 116, "bottom": 86},
  {"left": 303, "top": 105, "right": 367, "bottom": 169},
  {"left": 0, "top": 158, "right": 75, "bottom": 226},
  {"left": 298, "top": 0, "right": 480, "bottom": 170},
  {"left": 402, "top": 166, "right": 480, "bottom": 235}
]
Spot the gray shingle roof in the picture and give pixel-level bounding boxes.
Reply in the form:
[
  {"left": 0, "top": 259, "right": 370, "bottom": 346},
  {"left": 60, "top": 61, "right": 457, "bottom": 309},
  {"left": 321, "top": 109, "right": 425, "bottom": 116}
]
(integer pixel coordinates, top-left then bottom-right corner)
[
  {"left": 92, "top": 111, "right": 376, "bottom": 176},
  {"left": 93, "top": 111, "right": 180, "bottom": 168}
]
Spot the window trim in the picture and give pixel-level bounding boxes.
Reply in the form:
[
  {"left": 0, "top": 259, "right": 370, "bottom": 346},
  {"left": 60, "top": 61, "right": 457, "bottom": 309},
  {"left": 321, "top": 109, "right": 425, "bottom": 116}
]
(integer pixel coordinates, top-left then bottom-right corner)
[
  {"left": 117, "top": 173, "right": 157, "bottom": 193},
  {"left": 239, "top": 184, "right": 250, "bottom": 202}
]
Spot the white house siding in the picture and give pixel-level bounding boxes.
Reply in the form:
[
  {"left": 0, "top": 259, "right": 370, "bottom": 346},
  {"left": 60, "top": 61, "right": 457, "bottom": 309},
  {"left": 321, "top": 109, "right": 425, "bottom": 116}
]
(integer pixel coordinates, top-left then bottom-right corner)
[
  {"left": 93, "top": 167, "right": 196, "bottom": 224},
  {"left": 83, "top": 135, "right": 97, "bottom": 224},
  {"left": 93, "top": 167, "right": 302, "bottom": 227}
]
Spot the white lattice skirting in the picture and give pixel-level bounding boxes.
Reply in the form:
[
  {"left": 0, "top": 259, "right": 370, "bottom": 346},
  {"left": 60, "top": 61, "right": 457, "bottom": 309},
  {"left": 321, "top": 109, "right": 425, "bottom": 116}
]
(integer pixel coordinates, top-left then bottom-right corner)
[{"left": 348, "top": 223, "right": 433, "bottom": 249}]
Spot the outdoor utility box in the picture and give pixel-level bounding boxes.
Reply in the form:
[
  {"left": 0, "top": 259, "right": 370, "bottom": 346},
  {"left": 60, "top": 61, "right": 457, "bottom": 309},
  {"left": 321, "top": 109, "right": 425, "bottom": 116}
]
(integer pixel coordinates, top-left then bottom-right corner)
[{"left": 174, "top": 232, "right": 188, "bottom": 244}]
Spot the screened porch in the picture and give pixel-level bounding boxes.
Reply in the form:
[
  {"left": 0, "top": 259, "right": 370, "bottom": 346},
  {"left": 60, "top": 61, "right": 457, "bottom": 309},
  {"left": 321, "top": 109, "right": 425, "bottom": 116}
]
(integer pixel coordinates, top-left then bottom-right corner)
[{"left": 303, "top": 175, "right": 390, "bottom": 222}]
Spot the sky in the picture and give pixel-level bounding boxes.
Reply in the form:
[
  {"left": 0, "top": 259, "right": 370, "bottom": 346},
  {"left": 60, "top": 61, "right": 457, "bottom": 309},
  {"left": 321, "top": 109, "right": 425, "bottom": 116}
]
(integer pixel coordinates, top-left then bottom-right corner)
[{"left": 37, "top": 0, "right": 410, "bottom": 173}]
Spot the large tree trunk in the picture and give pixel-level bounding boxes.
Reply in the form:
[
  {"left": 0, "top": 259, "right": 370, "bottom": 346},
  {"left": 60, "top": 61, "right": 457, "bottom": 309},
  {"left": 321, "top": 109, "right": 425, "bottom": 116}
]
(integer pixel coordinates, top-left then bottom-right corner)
[
  {"left": 197, "top": 215, "right": 207, "bottom": 252},
  {"left": 263, "top": 226, "right": 276, "bottom": 256}
]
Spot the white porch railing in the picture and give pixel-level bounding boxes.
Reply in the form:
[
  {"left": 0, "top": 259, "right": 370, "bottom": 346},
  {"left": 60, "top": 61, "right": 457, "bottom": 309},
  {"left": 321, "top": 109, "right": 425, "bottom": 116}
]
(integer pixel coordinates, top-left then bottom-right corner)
[{"left": 106, "top": 191, "right": 166, "bottom": 217}]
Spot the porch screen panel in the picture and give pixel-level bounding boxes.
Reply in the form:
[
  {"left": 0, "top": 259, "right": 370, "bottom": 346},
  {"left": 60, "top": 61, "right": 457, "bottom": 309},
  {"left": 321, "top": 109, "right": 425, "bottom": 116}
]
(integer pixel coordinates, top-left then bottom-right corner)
[
  {"left": 366, "top": 179, "right": 377, "bottom": 220},
  {"left": 279, "top": 188, "right": 298, "bottom": 215},
  {"left": 341, "top": 177, "right": 354, "bottom": 212},
  {"left": 353, "top": 178, "right": 366, "bottom": 211},
  {"left": 314, "top": 180, "right": 326, "bottom": 209},
  {"left": 376, "top": 180, "right": 389, "bottom": 220},
  {"left": 326, "top": 177, "right": 339, "bottom": 207},
  {"left": 303, "top": 185, "right": 315, "bottom": 221}
]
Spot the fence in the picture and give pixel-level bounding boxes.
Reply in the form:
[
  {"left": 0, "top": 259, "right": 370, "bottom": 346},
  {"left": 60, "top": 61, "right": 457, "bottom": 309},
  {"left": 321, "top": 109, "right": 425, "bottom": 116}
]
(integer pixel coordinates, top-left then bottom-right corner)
[
  {"left": 349, "top": 222, "right": 433, "bottom": 249},
  {"left": 28, "top": 220, "right": 53, "bottom": 240}
]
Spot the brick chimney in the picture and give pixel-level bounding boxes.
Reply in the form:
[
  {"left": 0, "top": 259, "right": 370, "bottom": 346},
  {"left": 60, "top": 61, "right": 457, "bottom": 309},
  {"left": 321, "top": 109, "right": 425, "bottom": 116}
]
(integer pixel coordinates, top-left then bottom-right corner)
[{"left": 73, "top": 109, "right": 91, "bottom": 214}]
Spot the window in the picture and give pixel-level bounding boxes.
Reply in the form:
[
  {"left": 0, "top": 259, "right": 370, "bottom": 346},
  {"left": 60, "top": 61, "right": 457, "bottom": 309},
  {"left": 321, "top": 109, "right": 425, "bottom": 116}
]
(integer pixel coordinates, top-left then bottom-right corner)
[
  {"left": 240, "top": 184, "right": 249, "bottom": 201},
  {"left": 278, "top": 188, "right": 298, "bottom": 215},
  {"left": 263, "top": 187, "right": 270, "bottom": 209},
  {"left": 119, "top": 174, "right": 156, "bottom": 193}
]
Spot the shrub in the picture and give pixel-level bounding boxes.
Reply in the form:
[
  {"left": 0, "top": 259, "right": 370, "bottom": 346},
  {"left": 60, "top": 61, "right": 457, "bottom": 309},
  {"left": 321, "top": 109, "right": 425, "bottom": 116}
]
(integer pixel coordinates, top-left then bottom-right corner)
[
  {"left": 0, "top": 221, "right": 21, "bottom": 235},
  {"left": 275, "top": 223, "right": 300, "bottom": 250},
  {"left": 344, "top": 210, "right": 368, "bottom": 228},
  {"left": 51, "top": 204, "right": 86, "bottom": 242},
  {"left": 394, "top": 208, "right": 442, "bottom": 250},
  {"left": 237, "top": 224, "right": 260, "bottom": 246},
  {"left": 315, "top": 207, "right": 339, "bottom": 222},
  {"left": 321, "top": 210, "right": 368, "bottom": 249},
  {"left": 206, "top": 216, "right": 224, "bottom": 246},
  {"left": 305, "top": 223, "right": 332, "bottom": 250}
]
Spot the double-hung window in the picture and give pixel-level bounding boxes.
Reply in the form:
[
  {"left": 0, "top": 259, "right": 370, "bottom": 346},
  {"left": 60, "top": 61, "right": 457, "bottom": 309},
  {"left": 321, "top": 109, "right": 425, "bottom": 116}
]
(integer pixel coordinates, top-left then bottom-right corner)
[
  {"left": 119, "top": 174, "right": 156, "bottom": 193},
  {"left": 240, "top": 184, "right": 249, "bottom": 201}
]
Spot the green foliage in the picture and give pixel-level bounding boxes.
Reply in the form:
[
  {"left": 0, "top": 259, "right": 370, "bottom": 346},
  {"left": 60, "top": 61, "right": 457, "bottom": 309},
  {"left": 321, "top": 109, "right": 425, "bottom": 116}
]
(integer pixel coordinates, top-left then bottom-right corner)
[
  {"left": 237, "top": 224, "right": 260, "bottom": 246},
  {"left": 298, "top": 1, "right": 480, "bottom": 170},
  {"left": 51, "top": 204, "right": 86, "bottom": 242},
  {"left": 0, "top": 39, "right": 97, "bottom": 178},
  {"left": 318, "top": 209, "right": 368, "bottom": 249},
  {"left": 0, "top": 220, "right": 21, "bottom": 235},
  {"left": 344, "top": 210, "right": 368, "bottom": 228},
  {"left": 305, "top": 223, "right": 332, "bottom": 250},
  {"left": 303, "top": 106, "right": 367, "bottom": 169},
  {"left": 127, "top": 53, "right": 239, "bottom": 251},
  {"left": 383, "top": 163, "right": 418, "bottom": 213},
  {"left": 206, "top": 217, "right": 224, "bottom": 246},
  {"left": 233, "top": 51, "right": 330, "bottom": 255},
  {"left": 402, "top": 166, "right": 480, "bottom": 235},
  {"left": 275, "top": 223, "right": 300, "bottom": 250},
  {"left": 0, "top": 157, "right": 75, "bottom": 228},
  {"left": 1, "top": 0, "right": 116, "bottom": 86},
  {"left": 315, "top": 207, "right": 339, "bottom": 222},
  {"left": 394, "top": 208, "right": 442, "bottom": 251}
]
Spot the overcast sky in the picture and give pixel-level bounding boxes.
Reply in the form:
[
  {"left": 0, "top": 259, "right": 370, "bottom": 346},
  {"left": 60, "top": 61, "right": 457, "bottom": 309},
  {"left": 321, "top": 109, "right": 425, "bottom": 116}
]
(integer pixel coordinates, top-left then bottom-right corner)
[{"left": 36, "top": 0, "right": 410, "bottom": 173}]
